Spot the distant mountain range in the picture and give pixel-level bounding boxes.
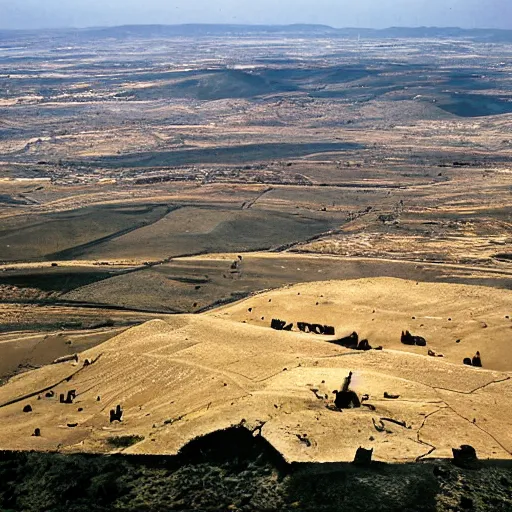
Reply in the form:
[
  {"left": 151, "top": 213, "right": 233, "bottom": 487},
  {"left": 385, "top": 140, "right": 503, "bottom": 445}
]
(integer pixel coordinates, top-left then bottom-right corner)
[{"left": 1, "top": 24, "right": 512, "bottom": 42}]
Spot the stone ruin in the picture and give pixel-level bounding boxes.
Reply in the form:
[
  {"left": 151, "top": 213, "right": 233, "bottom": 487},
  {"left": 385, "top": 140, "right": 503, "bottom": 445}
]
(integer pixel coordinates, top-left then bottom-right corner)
[
  {"left": 332, "top": 372, "right": 361, "bottom": 409},
  {"left": 297, "top": 322, "right": 335, "bottom": 335},
  {"left": 329, "top": 332, "right": 381, "bottom": 351},
  {"left": 59, "top": 390, "right": 77, "bottom": 404},
  {"left": 463, "top": 352, "right": 482, "bottom": 367},
  {"left": 356, "top": 339, "right": 372, "bottom": 351},
  {"left": 270, "top": 319, "right": 335, "bottom": 335},
  {"left": 110, "top": 404, "right": 123, "bottom": 423},
  {"left": 472, "top": 351, "right": 482, "bottom": 367},
  {"left": 271, "top": 318, "right": 293, "bottom": 331},
  {"left": 331, "top": 331, "right": 359, "bottom": 348},
  {"left": 401, "top": 330, "right": 427, "bottom": 347}
]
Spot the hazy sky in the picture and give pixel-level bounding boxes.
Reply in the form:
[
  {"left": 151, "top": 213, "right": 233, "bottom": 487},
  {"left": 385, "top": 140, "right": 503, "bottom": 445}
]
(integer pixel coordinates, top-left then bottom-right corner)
[{"left": 1, "top": 0, "right": 511, "bottom": 31}]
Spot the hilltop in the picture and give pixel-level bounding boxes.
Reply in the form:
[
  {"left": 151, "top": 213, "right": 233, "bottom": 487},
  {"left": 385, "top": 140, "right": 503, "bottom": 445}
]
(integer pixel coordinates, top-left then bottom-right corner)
[{"left": 0, "top": 278, "right": 510, "bottom": 463}]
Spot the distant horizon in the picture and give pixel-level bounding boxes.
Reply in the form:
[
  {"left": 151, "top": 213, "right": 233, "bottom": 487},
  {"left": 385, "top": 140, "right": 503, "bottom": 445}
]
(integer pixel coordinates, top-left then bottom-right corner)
[
  {"left": 1, "top": 23, "right": 511, "bottom": 32},
  {"left": 0, "top": 0, "right": 510, "bottom": 31}
]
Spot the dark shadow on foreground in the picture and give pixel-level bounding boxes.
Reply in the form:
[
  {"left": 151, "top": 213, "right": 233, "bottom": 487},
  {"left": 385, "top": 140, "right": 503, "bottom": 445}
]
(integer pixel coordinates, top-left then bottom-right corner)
[{"left": 0, "top": 426, "right": 511, "bottom": 511}]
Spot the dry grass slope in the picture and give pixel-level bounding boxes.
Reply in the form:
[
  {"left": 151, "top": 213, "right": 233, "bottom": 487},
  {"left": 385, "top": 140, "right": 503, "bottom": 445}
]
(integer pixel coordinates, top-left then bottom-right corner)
[{"left": 0, "top": 278, "right": 509, "bottom": 464}]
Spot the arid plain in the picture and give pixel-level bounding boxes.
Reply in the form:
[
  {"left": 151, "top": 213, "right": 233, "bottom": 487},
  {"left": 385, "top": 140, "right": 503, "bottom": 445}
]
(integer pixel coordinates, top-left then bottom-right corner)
[{"left": 0, "top": 26, "right": 511, "bottom": 473}]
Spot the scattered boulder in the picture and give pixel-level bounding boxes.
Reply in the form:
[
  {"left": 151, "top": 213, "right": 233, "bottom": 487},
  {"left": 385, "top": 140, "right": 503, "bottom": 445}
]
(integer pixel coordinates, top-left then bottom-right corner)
[
  {"left": 32, "top": 428, "right": 41, "bottom": 437},
  {"left": 356, "top": 339, "right": 372, "bottom": 351},
  {"left": 60, "top": 390, "right": 77, "bottom": 404},
  {"left": 22, "top": 405, "right": 32, "bottom": 413},
  {"left": 401, "top": 330, "right": 427, "bottom": 346},
  {"left": 331, "top": 333, "right": 378, "bottom": 351},
  {"left": 384, "top": 392, "right": 400, "bottom": 399},
  {"left": 472, "top": 351, "right": 482, "bottom": 367},
  {"left": 400, "top": 330, "right": 415, "bottom": 345},
  {"left": 331, "top": 331, "right": 358, "bottom": 349},
  {"left": 463, "top": 352, "right": 483, "bottom": 367}
]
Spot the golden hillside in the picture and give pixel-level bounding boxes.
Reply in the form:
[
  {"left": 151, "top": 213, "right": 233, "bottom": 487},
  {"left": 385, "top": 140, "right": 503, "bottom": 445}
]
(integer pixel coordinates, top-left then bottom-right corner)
[{"left": 0, "top": 278, "right": 510, "bottom": 463}]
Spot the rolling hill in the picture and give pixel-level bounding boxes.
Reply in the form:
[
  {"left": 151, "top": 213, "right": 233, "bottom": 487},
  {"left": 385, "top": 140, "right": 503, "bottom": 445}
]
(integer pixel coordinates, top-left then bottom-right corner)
[{"left": 0, "top": 278, "right": 509, "bottom": 463}]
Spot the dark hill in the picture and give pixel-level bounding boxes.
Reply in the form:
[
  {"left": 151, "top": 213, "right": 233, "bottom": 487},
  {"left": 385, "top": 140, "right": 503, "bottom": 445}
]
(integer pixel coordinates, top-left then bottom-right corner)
[{"left": 123, "top": 69, "right": 297, "bottom": 101}]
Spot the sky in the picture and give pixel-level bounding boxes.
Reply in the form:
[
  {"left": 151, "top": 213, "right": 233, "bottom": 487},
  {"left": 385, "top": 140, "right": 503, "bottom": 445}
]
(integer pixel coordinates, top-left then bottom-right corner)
[{"left": 0, "top": 0, "right": 511, "bottom": 31}]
